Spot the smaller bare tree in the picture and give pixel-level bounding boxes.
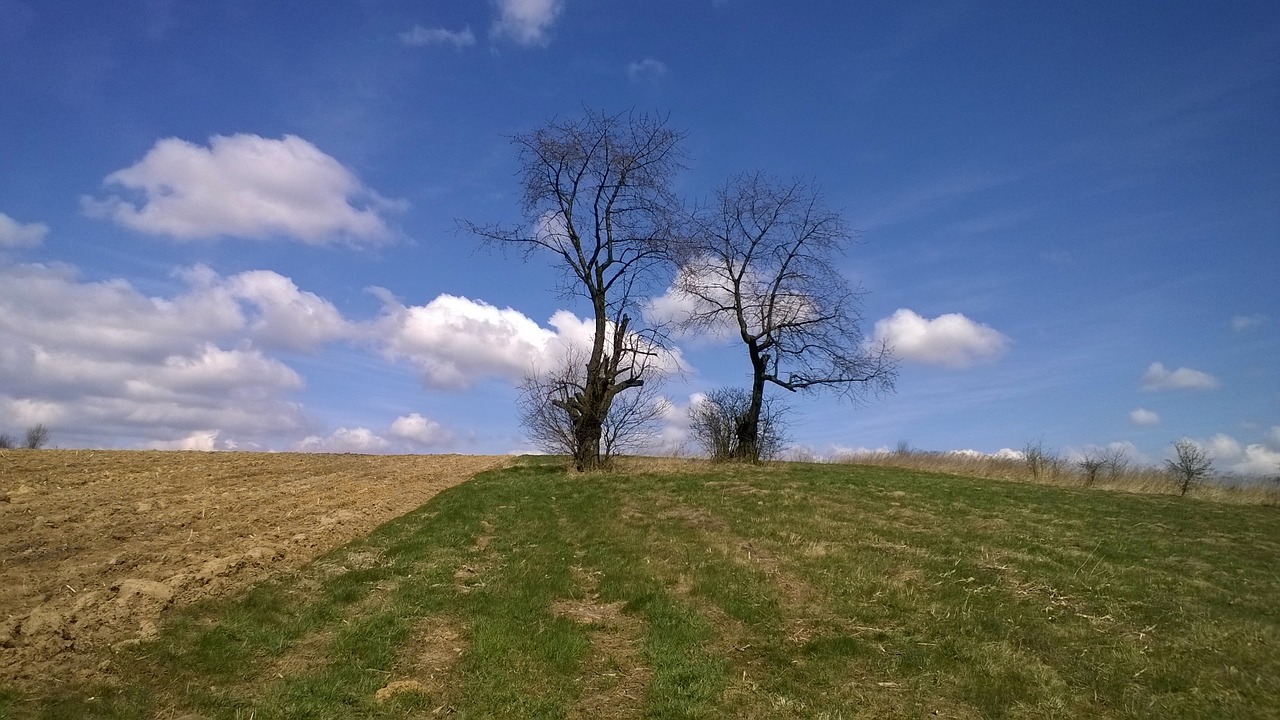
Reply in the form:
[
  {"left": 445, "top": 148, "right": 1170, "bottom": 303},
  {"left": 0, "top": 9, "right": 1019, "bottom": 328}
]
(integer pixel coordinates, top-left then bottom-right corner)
[
  {"left": 1077, "top": 450, "right": 1105, "bottom": 487},
  {"left": 0, "top": 433, "right": 14, "bottom": 449},
  {"left": 1100, "top": 445, "right": 1130, "bottom": 482},
  {"left": 688, "top": 387, "right": 787, "bottom": 462},
  {"left": 24, "top": 423, "right": 50, "bottom": 450},
  {"left": 1023, "top": 439, "right": 1054, "bottom": 481},
  {"left": 1165, "top": 438, "right": 1212, "bottom": 496}
]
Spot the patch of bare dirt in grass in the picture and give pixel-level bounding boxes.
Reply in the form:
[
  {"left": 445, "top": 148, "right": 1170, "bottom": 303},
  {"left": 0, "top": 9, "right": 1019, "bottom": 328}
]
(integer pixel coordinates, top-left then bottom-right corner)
[
  {"left": 0, "top": 450, "right": 507, "bottom": 691},
  {"left": 375, "top": 618, "right": 466, "bottom": 711},
  {"left": 553, "top": 566, "right": 649, "bottom": 719}
]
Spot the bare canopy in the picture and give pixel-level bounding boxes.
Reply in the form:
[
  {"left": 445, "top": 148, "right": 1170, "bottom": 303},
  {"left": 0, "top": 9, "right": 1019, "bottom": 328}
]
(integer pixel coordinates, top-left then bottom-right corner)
[
  {"left": 464, "top": 109, "right": 685, "bottom": 470},
  {"left": 674, "top": 172, "right": 896, "bottom": 461}
]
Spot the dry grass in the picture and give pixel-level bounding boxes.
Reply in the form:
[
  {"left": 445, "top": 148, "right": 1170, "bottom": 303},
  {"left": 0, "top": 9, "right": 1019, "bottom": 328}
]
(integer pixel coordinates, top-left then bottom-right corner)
[{"left": 834, "top": 449, "right": 1280, "bottom": 505}]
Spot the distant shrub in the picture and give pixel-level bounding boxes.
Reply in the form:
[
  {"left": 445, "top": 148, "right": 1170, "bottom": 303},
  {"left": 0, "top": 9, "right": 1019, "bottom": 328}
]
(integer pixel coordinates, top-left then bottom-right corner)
[
  {"left": 1166, "top": 438, "right": 1212, "bottom": 496},
  {"left": 1077, "top": 451, "right": 1105, "bottom": 487},
  {"left": 24, "top": 423, "right": 51, "bottom": 450},
  {"left": 0, "top": 433, "right": 14, "bottom": 449}
]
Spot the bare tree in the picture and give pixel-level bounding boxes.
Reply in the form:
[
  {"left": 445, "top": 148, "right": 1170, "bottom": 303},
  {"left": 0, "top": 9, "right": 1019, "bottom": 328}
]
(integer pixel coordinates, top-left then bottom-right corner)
[
  {"left": 0, "top": 433, "right": 14, "bottom": 449},
  {"left": 673, "top": 173, "right": 895, "bottom": 462},
  {"left": 1100, "top": 445, "right": 1130, "bottom": 481},
  {"left": 24, "top": 423, "right": 51, "bottom": 450},
  {"left": 518, "top": 347, "right": 668, "bottom": 463},
  {"left": 1166, "top": 438, "right": 1212, "bottom": 496},
  {"left": 1077, "top": 450, "right": 1105, "bottom": 486},
  {"left": 466, "top": 109, "right": 685, "bottom": 471},
  {"left": 688, "top": 387, "right": 787, "bottom": 462},
  {"left": 1023, "top": 438, "right": 1059, "bottom": 481}
]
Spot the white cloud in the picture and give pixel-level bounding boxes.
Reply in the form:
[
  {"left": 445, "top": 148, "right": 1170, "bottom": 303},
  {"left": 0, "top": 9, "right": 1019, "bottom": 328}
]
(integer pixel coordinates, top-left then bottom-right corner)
[
  {"left": 296, "top": 427, "right": 391, "bottom": 454},
  {"left": 83, "top": 134, "right": 401, "bottom": 245},
  {"left": 870, "top": 309, "right": 1010, "bottom": 367},
  {"left": 400, "top": 25, "right": 475, "bottom": 48},
  {"left": 645, "top": 260, "right": 818, "bottom": 345},
  {"left": 388, "top": 413, "right": 454, "bottom": 447},
  {"left": 0, "top": 212, "right": 48, "bottom": 248},
  {"left": 147, "top": 429, "right": 222, "bottom": 451},
  {"left": 1191, "top": 434, "right": 1280, "bottom": 477},
  {"left": 1141, "top": 362, "right": 1220, "bottom": 391},
  {"left": 1129, "top": 407, "right": 1160, "bottom": 426},
  {"left": 0, "top": 260, "right": 329, "bottom": 448},
  {"left": 627, "top": 58, "right": 668, "bottom": 84},
  {"left": 1230, "top": 314, "right": 1266, "bottom": 331},
  {"left": 645, "top": 268, "right": 736, "bottom": 343},
  {"left": 373, "top": 290, "right": 684, "bottom": 390},
  {"left": 373, "top": 291, "right": 558, "bottom": 389},
  {"left": 491, "top": 0, "right": 563, "bottom": 46},
  {"left": 1268, "top": 426, "right": 1280, "bottom": 450},
  {"left": 221, "top": 269, "right": 352, "bottom": 351}
]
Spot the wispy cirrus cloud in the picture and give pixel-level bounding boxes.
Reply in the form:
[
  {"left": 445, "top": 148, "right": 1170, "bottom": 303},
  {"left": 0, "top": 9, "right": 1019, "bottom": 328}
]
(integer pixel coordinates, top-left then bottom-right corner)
[
  {"left": 627, "top": 58, "right": 667, "bottom": 84},
  {"left": 400, "top": 25, "right": 476, "bottom": 48},
  {"left": 1230, "top": 314, "right": 1267, "bottom": 331}
]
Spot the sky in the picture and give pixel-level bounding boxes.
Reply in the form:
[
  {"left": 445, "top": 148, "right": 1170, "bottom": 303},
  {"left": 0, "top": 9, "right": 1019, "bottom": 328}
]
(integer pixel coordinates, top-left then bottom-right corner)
[{"left": 1, "top": 0, "right": 1277, "bottom": 475}]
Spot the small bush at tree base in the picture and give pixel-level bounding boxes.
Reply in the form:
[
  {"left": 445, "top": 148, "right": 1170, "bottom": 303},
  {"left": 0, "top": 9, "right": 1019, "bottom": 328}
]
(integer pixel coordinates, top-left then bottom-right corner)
[{"left": 688, "top": 387, "right": 786, "bottom": 462}]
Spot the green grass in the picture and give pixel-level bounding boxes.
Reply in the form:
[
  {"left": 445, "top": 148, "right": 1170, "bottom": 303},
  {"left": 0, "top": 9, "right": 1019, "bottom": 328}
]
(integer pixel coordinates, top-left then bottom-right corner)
[{"left": 4, "top": 458, "right": 1279, "bottom": 719}]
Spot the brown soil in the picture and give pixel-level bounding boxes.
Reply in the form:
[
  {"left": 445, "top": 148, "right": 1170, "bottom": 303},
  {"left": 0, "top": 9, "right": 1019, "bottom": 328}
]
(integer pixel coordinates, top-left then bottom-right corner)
[{"left": 0, "top": 450, "right": 508, "bottom": 691}]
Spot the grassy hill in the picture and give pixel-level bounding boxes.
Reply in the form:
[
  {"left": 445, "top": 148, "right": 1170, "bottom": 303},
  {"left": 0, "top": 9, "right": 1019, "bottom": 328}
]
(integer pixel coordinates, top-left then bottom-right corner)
[{"left": 4, "top": 457, "right": 1278, "bottom": 719}]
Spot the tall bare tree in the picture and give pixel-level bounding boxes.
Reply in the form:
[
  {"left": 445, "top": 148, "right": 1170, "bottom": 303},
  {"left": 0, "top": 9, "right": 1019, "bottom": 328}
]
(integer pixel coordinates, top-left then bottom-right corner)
[
  {"left": 672, "top": 172, "right": 896, "bottom": 462},
  {"left": 466, "top": 109, "right": 685, "bottom": 471}
]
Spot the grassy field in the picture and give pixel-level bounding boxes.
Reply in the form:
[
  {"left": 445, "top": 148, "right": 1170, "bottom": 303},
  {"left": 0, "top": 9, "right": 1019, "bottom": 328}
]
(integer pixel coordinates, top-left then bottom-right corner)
[{"left": 3, "top": 457, "right": 1278, "bottom": 719}]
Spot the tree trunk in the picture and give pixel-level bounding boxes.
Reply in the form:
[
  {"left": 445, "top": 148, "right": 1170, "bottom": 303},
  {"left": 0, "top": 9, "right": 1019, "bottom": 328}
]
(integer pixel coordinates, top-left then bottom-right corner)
[
  {"left": 733, "top": 352, "right": 768, "bottom": 463},
  {"left": 572, "top": 408, "right": 605, "bottom": 471}
]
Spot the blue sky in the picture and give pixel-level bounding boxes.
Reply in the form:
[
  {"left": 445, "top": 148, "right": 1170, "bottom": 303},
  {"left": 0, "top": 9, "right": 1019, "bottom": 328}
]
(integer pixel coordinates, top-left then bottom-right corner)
[{"left": 1, "top": 0, "right": 1277, "bottom": 474}]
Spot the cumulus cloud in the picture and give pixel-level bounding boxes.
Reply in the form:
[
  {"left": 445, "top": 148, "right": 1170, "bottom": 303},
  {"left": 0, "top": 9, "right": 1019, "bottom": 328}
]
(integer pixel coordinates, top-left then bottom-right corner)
[
  {"left": 1141, "top": 362, "right": 1220, "bottom": 391},
  {"left": 644, "top": 268, "right": 736, "bottom": 343},
  {"left": 0, "top": 212, "right": 48, "bottom": 248},
  {"left": 217, "top": 268, "right": 352, "bottom": 351},
  {"left": 388, "top": 413, "right": 454, "bottom": 448},
  {"left": 1129, "top": 407, "right": 1160, "bottom": 427},
  {"left": 645, "top": 261, "right": 818, "bottom": 345},
  {"left": 147, "top": 430, "right": 223, "bottom": 451},
  {"left": 491, "top": 0, "right": 563, "bottom": 45},
  {"left": 1230, "top": 314, "right": 1266, "bottom": 331},
  {"left": 83, "top": 134, "right": 401, "bottom": 245},
  {"left": 400, "top": 25, "right": 475, "bottom": 48},
  {"left": 0, "top": 260, "right": 349, "bottom": 449},
  {"left": 296, "top": 427, "right": 391, "bottom": 454},
  {"left": 373, "top": 290, "right": 683, "bottom": 390},
  {"left": 1190, "top": 433, "right": 1280, "bottom": 477},
  {"left": 373, "top": 291, "right": 558, "bottom": 389},
  {"left": 870, "top": 309, "right": 1009, "bottom": 367},
  {"left": 627, "top": 58, "right": 668, "bottom": 84}
]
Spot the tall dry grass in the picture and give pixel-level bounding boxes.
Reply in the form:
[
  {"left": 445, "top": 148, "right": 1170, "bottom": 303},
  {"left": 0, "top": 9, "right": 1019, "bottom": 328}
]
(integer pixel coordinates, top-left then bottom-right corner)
[{"left": 832, "top": 448, "right": 1280, "bottom": 505}]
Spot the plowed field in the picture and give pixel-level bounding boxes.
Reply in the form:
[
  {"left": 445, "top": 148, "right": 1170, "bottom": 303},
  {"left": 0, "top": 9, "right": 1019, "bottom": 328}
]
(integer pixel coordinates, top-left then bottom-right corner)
[{"left": 0, "top": 450, "right": 507, "bottom": 690}]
